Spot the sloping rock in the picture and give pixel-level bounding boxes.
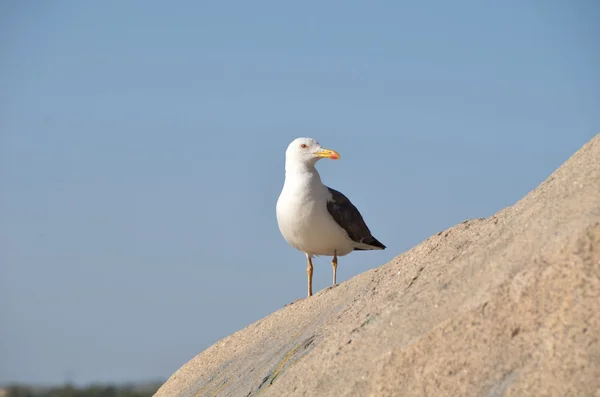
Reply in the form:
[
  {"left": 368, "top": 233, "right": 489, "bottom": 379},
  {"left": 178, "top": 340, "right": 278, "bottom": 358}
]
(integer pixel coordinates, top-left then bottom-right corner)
[{"left": 155, "top": 135, "right": 600, "bottom": 397}]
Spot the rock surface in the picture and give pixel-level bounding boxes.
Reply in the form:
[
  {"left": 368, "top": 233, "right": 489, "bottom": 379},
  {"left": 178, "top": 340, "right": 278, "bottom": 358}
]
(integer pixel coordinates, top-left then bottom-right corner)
[{"left": 155, "top": 135, "right": 600, "bottom": 397}]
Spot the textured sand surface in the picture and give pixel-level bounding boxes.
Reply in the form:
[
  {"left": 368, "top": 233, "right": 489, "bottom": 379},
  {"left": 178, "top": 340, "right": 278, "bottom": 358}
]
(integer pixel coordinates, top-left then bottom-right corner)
[{"left": 155, "top": 135, "right": 600, "bottom": 397}]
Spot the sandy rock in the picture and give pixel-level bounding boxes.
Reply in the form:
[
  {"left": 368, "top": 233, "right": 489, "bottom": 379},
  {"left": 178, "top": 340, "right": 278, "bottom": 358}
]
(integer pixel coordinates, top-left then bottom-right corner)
[{"left": 155, "top": 135, "right": 600, "bottom": 397}]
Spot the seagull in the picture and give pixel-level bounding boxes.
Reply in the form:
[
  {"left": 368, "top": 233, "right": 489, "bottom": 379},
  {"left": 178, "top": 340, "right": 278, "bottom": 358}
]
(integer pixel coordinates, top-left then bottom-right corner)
[{"left": 276, "top": 137, "right": 386, "bottom": 298}]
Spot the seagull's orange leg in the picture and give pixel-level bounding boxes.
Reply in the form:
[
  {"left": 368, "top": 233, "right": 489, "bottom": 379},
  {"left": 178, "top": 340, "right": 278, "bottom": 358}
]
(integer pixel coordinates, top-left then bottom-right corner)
[
  {"left": 307, "top": 255, "right": 314, "bottom": 297},
  {"left": 332, "top": 251, "right": 338, "bottom": 286}
]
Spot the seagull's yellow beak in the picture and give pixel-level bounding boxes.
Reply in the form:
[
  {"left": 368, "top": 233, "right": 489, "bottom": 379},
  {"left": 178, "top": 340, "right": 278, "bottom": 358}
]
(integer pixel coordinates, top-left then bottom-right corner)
[{"left": 315, "top": 148, "right": 340, "bottom": 160}]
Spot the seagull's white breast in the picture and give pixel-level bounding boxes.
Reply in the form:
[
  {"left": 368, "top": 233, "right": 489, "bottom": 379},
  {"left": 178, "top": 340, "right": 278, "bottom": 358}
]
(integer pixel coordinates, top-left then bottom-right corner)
[{"left": 276, "top": 171, "right": 354, "bottom": 257}]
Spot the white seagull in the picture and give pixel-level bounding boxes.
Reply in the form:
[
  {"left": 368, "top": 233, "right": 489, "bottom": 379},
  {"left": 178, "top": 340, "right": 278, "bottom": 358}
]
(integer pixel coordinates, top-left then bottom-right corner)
[{"left": 276, "top": 137, "right": 386, "bottom": 298}]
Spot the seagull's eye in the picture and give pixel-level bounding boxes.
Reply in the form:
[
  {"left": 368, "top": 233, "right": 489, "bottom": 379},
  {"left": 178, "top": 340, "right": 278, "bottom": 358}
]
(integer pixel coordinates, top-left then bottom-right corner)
[{"left": 300, "top": 144, "right": 308, "bottom": 149}]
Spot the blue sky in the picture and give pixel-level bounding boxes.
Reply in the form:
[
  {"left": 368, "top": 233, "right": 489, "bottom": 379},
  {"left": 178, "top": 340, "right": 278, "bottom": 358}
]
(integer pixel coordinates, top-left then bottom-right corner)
[{"left": 1, "top": 0, "right": 598, "bottom": 385}]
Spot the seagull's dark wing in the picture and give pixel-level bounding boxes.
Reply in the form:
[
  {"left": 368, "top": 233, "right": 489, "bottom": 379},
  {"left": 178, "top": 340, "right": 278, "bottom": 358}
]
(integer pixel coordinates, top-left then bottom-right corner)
[{"left": 326, "top": 187, "right": 386, "bottom": 250}]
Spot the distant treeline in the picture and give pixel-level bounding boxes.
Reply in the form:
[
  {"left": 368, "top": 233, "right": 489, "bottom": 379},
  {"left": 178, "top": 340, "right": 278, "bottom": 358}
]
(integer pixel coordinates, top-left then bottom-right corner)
[{"left": 2, "top": 382, "right": 162, "bottom": 397}]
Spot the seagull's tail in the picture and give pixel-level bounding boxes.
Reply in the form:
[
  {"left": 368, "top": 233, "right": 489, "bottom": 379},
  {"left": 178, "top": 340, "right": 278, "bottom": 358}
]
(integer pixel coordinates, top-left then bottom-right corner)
[{"left": 353, "top": 236, "right": 386, "bottom": 251}]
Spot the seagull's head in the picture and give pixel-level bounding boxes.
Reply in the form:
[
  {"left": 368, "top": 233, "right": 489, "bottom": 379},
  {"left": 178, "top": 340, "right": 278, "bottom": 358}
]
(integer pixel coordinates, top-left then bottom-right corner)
[{"left": 285, "top": 138, "right": 340, "bottom": 167}]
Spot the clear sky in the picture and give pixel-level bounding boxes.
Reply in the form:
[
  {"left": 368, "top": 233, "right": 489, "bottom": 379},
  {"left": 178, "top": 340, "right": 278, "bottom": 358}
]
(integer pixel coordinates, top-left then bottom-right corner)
[{"left": 1, "top": 0, "right": 598, "bottom": 386}]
